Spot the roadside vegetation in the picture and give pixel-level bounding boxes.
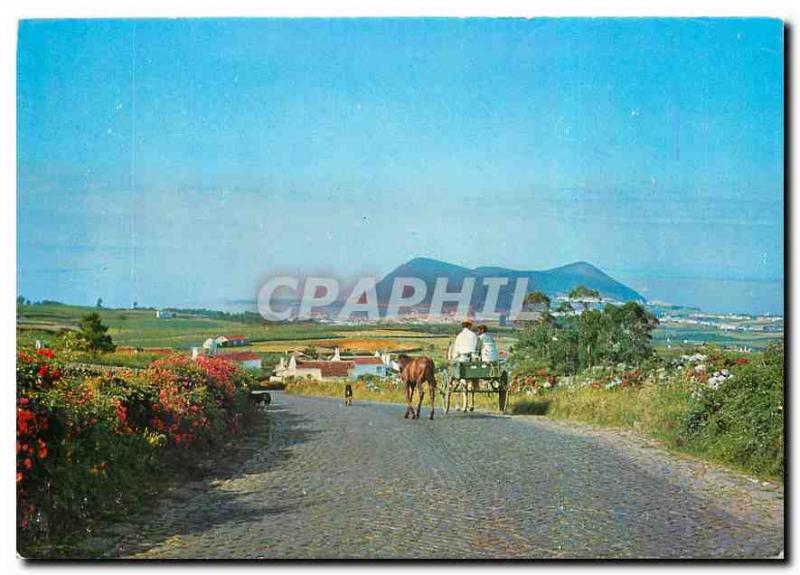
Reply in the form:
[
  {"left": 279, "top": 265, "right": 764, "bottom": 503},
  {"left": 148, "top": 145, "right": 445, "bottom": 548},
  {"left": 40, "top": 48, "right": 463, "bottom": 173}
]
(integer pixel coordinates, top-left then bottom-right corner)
[{"left": 17, "top": 345, "right": 257, "bottom": 557}]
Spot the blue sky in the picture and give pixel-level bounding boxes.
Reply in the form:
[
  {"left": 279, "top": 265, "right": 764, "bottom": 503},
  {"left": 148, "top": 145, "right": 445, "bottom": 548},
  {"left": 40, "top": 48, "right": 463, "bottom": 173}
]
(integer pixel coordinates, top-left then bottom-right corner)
[{"left": 17, "top": 18, "right": 784, "bottom": 314}]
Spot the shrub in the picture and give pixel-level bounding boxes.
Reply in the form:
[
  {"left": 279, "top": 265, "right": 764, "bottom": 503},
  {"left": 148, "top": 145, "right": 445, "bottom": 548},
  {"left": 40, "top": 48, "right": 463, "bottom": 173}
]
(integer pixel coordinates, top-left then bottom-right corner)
[
  {"left": 17, "top": 349, "right": 255, "bottom": 554},
  {"left": 682, "top": 342, "right": 784, "bottom": 478}
]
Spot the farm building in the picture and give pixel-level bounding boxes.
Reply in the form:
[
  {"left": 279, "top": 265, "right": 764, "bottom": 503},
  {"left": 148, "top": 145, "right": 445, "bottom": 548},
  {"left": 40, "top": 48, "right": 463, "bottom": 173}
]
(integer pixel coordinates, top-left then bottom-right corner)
[
  {"left": 218, "top": 351, "right": 262, "bottom": 370},
  {"left": 155, "top": 310, "right": 176, "bottom": 319},
  {"left": 275, "top": 349, "right": 389, "bottom": 381},
  {"left": 215, "top": 335, "right": 250, "bottom": 347}
]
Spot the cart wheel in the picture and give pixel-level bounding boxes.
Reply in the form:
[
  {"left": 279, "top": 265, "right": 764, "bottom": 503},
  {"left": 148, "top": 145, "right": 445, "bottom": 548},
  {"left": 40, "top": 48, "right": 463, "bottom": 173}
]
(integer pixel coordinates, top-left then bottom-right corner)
[{"left": 498, "top": 371, "right": 510, "bottom": 413}]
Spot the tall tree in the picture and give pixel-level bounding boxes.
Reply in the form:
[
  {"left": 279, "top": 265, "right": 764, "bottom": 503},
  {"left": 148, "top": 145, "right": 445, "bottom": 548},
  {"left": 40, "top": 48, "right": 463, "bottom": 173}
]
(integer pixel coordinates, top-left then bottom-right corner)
[
  {"left": 524, "top": 291, "right": 551, "bottom": 309},
  {"left": 514, "top": 300, "right": 657, "bottom": 375},
  {"left": 78, "top": 313, "right": 115, "bottom": 353}
]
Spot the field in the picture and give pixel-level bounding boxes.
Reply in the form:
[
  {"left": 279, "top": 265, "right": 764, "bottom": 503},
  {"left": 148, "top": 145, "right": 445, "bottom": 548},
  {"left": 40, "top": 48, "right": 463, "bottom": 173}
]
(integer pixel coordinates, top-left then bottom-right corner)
[
  {"left": 17, "top": 303, "right": 361, "bottom": 349},
  {"left": 652, "top": 323, "right": 782, "bottom": 350},
  {"left": 17, "top": 303, "right": 782, "bottom": 363},
  {"left": 16, "top": 304, "right": 481, "bottom": 367}
]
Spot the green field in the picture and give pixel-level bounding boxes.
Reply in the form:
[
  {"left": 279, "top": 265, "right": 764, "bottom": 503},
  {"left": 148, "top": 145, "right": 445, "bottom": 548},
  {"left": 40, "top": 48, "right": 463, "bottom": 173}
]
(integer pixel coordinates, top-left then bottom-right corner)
[
  {"left": 16, "top": 304, "right": 488, "bottom": 365},
  {"left": 652, "top": 324, "right": 782, "bottom": 350},
  {"left": 17, "top": 303, "right": 357, "bottom": 349},
  {"left": 17, "top": 303, "right": 782, "bottom": 360}
]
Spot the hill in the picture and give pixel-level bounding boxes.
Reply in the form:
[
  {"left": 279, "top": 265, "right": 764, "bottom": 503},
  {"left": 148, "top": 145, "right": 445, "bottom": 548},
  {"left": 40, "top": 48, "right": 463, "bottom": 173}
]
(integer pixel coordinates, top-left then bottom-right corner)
[{"left": 375, "top": 257, "right": 644, "bottom": 311}]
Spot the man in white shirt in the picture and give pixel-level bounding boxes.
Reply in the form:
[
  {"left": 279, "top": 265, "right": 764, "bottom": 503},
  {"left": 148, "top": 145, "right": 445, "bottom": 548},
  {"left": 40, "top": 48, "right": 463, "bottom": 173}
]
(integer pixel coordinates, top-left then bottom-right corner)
[
  {"left": 476, "top": 324, "right": 499, "bottom": 362},
  {"left": 450, "top": 320, "right": 478, "bottom": 361}
]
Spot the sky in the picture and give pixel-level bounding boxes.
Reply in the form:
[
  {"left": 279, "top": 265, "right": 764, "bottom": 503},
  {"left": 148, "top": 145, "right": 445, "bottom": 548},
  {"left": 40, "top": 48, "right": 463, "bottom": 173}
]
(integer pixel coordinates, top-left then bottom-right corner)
[{"left": 17, "top": 18, "right": 784, "bottom": 314}]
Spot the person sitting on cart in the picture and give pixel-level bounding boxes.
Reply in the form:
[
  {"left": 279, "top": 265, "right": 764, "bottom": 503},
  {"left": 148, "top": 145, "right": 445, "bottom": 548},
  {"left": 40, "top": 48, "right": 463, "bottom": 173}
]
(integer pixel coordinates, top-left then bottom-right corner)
[
  {"left": 450, "top": 320, "right": 479, "bottom": 362},
  {"left": 476, "top": 324, "right": 499, "bottom": 363}
]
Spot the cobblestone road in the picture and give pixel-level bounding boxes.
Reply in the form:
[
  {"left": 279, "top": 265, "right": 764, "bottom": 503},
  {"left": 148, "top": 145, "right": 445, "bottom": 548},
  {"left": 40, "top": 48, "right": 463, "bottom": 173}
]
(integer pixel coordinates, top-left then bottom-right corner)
[{"left": 102, "top": 392, "right": 783, "bottom": 559}]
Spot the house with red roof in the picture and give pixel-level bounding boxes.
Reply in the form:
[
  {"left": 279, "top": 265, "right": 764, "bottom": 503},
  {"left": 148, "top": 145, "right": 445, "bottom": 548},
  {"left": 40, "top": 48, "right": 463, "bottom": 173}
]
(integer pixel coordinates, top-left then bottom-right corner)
[{"left": 276, "top": 348, "right": 388, "bottom": 380}]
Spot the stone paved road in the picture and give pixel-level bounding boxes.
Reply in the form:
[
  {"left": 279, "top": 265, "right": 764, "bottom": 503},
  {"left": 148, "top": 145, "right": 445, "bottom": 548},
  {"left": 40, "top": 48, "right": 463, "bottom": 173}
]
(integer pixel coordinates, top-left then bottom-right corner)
[{"left": 103, "top": 392, "right": 783, "bottom": 559}]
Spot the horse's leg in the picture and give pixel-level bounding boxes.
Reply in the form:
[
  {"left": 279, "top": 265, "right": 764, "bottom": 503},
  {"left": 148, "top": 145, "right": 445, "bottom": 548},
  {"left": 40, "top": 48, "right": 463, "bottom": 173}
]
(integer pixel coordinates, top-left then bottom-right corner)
[
  {"left": 404, "top": 382, "right": 412, "bottom": 418},
  {"left": 428, "top": 377, "right": 436, "bottom": 420},
  {"left": 416, "top": 382, "right": 424, "bottom": 419},
  {"left": 459, "top": 379, "right": 467, "bottom": 411}
]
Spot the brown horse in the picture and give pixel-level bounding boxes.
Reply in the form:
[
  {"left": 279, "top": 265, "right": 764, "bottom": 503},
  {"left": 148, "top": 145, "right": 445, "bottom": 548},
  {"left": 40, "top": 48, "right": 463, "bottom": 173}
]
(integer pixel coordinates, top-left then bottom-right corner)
[{"left": 396, "top": 354, "right": 437, "bottom": 420}]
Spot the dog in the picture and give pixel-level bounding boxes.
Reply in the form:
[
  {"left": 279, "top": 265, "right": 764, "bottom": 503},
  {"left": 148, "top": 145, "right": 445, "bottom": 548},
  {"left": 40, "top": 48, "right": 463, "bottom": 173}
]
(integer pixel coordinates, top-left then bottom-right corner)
[
  {"left": 344, "top": 383, "right": 353, "bottom": 406},
  {"left": 250, "top": 390, "right": 271, "bottom": 406}
]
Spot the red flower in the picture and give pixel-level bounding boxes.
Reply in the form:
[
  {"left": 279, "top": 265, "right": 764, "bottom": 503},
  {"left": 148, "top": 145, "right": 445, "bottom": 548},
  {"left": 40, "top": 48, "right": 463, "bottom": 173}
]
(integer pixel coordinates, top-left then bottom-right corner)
[
  {"left": 24, "top": 458, "right": 32, "bottom": 470},
  {"left": 17, "top": 472, "right": 23, "bottom": 483},
  {"left": 37, "top": 365, "right": 49, "bottom": 378},
  {"left": 115, "top": 401, "right": 128, "bottom": 427}
]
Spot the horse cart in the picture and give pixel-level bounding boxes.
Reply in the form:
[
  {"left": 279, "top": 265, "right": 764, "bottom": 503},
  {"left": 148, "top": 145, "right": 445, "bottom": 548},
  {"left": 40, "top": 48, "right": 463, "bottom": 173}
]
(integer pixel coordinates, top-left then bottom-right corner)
[{"left": 439, "top": 359, "right": 510, "bottom": 414}]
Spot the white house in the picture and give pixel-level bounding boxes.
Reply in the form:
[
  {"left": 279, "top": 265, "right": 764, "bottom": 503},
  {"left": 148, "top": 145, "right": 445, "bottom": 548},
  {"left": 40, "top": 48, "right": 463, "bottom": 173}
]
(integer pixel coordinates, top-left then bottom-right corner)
[
  {"left": 277, "top": 355, "right": 352, "bottom": 380},
  {"left": 274, "top": 350, "right": 388, "bottom": 381},
  {"left": 156, "top": 310, "right": 176, "bottom": 319}
]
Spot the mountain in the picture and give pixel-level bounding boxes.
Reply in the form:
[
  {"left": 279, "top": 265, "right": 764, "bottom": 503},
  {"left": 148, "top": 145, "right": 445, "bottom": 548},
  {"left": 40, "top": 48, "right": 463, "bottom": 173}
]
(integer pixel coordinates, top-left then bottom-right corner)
[{"left": 375, "top": 257, "right": 644, "bottom": 311}]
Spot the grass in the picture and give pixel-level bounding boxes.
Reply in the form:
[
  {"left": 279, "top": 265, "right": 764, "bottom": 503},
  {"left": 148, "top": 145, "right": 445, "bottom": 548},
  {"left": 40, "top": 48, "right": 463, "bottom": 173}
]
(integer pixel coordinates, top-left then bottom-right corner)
[{"left": 510, "top": 384, "right": 692, "bottom": 445}]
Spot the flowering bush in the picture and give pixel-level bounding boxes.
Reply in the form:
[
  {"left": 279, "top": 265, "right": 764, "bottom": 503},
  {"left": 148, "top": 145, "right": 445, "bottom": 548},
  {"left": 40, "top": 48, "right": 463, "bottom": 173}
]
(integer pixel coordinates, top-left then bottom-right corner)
[
  {"left": 682, "top": 342, "right": 784, "bottom": 478},
  {"left": 17, "top": 349, "right": 255, "bottom": 553}
]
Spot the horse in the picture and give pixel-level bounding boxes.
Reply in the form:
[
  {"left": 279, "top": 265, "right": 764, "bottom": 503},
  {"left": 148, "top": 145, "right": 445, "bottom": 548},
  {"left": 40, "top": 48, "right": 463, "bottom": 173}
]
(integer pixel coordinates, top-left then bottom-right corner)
[{"left": 395, "top": 354, "right": 437, "bottom": 420}]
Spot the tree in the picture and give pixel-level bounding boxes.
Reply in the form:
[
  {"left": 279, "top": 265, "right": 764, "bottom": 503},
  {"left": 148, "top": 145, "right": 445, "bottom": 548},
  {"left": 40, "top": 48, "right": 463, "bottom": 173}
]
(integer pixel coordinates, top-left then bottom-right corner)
[
  {"left": 568, "top": 285, "right": 600, "bottom": 312},
  {"left": 77, "top": 313, "right": 115, "bottom": 353},
  {"left": 524, "top": 291, "right": 551, "bottom": 309},
  {"left": 17, "top": 295, "right": 26, "bottom": 306},
  {"left": 595, "top": 302, "right": 657, "bottom": 365},
  {"left": 514, "top": 300, "right": 657, "bottom": 376},
  {"left": 577, "top": 308, "right": 604, "bottom": 368},
  {"left": 133, "top": 301, "right": 138, "bottom": 309},
  {"left": 96, "top": 298, "right": 104, "bottom": 308},
  {"left": 518, "top": 291, "right": 553, "bottom": 327}
]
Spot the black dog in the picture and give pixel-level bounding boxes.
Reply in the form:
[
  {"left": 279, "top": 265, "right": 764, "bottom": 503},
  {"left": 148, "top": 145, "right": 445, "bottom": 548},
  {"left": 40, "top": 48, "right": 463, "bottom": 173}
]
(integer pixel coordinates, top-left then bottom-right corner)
[
  {"left": 344, "top": 384, "right": 353, "bottom": 406},
  {"left": 250, "top": 390, "right": 271, "bottom": 406}
]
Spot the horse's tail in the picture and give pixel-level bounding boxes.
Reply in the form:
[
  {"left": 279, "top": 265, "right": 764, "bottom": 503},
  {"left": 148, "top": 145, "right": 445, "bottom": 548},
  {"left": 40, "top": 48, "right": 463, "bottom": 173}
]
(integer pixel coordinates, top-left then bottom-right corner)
[{"left": 426, "top": 358, "right": 437, "bottom": 391}]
